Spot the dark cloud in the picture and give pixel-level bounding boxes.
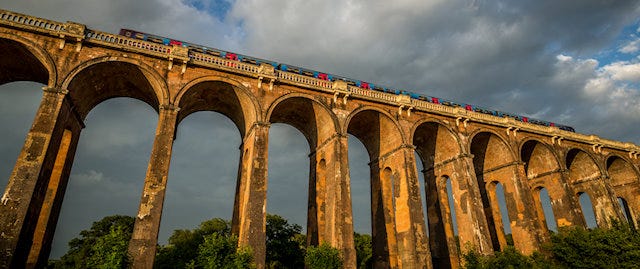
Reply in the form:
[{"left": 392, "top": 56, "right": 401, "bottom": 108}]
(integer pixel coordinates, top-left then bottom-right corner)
[{"left": 1, "top": 0, "right": 639, "bottom": 259}]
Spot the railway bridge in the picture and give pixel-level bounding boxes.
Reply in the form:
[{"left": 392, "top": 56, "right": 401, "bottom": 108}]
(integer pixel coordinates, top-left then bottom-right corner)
[{"left": 0, "top": 9, "right": 639, "bottom": 269}]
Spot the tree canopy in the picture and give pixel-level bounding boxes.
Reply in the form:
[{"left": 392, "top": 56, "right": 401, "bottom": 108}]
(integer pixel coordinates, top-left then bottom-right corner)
[
  {"left": 49, "top": 214, "right": 368, "bottom": 269},
  {"left": 48, "top": 215, "right": 134, "bottom": 269}
]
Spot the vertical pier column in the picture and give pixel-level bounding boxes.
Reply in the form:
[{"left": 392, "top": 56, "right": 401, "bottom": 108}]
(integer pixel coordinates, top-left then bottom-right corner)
[
  {"left": 425, "top": 154, "right": 493, "bottom": 268},
  {"left": 234, "top": 122, "right": 270, "bottom": 269},
  {"left": 26, "top": 116, "right": 83, "bottom": 268},
  {"left": 0, "top": 86, "right": 72, "bottom": 268},
  {"left": 128, "top": 105, "right": 179, "bottom": 269},
  {"left": 308, "top": 134, "right": 356, "bottom": 268},
  {"left": 509, "top": 163, "right": 545, "bottom": 254},
  {"left": 373, "top": 144, "right": 430, "bottom": 269}
]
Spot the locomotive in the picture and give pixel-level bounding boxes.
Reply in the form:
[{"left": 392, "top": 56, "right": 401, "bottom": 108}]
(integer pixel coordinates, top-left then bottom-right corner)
[{"left": 119, "top": 28, "right": 576, "bottom": 133}]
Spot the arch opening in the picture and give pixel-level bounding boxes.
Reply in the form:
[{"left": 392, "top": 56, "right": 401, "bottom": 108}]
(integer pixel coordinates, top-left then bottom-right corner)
[
  {"left": 534, "top": 187, "right": 557, "bottom": 232},
  {"left": 617, "top": 197, "right": 634, "bottom": 228},
  {"left": 176, "top": 80, "right": 258, "bottom": 137},
  {"left": 66, "top": 61, "right": 162, "bottom": 120},
  {"left": 348, "top": 133, "right": 373, "bottom": 236},
  {"left": 566, "top": 149, "right": 601, "bottom": 184},
  {"left": 50, "top": 97, "right": 157, "bottom": 260},
  {"left": 606, "top": 156, "right": 638, "bottom": 187},
  {"left": 159, "top": 111, "right": 241, "bottom": 246},
  {"left": 267, "top": 96, "right": 338, "bottom": 250},
  {"left": 0, "top": 82, "right": 43, "bottom": 184},
  {"left": 578, "top": 192, "right": 598, "bottom": 229},
  {"left": 265, "top": 123, "right": 308, "bottom": 268},
  {"left": 0, "top": 38, "right": 49, "bottom": 85}
]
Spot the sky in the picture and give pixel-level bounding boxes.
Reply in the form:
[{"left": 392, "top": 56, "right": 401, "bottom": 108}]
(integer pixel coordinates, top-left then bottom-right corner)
[{"left": 0, "top": 0, "right": 639, "bottom": 258}]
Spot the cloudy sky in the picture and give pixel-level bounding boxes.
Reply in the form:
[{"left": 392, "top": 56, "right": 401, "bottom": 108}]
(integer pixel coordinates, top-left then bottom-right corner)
[{"left": 1, "top": 0, "right": 639, "bottom": 258}]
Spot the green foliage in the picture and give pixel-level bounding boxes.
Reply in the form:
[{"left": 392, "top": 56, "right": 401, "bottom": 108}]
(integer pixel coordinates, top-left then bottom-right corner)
[
  {"left": 549, "top": 222, "right": 640, "bottom": 269},
  {"left": 86, "top": 225, "right": 131, "bottom": 268},
  {"left": 304, "top": 243, "right": 343, "bottom": 269},
  {"left": 463, "top": 246, "right": 535, "bottom": 269},
  {"left": 48, "top": 215, "right": 134, "bottom": 269},
  {"left": 154, "top": 218, "right": 244, "bottom": 269},
  {"left": 353, "top": 232, "right": 372, "bottom": 269},
  {"left": 265, "top": 214, "right": 305, "bottom": 268},
  {"left": 196, "top": 233, "right": 254, "bottom": 269},
  {"left": 463, "top": 221, "right": 640, "bottom": 269}
]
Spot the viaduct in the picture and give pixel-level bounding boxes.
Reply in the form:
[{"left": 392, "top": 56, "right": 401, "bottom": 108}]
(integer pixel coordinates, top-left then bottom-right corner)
[{"left": 0, "top": 9, "right": 639, "bottom": 269}]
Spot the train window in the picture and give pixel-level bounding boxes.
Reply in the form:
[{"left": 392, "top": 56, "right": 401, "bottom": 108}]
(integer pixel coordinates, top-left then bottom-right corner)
[
  {"left": 226, "top": 53, "right": 238, "bottom": 60},
  {"left": 317, "top": 73, "right": 328, "bottom": 80}
]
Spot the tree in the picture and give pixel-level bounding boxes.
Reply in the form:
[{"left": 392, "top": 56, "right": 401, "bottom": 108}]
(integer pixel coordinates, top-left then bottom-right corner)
[
  {"left": 353, "top": 233, "right": 372, "bottom": 269},
  {"left": 305, "top": 243, "right": 343, "bottom": 269},
  {"left": 155, "top": 218, "right": 232, "bottom": 269},
  {"left": 265, "top": 214, "right": 305, "bottom": 268},
  {"left": 48, "top": 215, "right": 134, "bottom": 269},
  {"left": 196, "top": 233, "right": 254, "bottom": 269}
]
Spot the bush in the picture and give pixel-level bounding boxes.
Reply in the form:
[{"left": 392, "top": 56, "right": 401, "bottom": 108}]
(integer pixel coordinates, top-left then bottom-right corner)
[
  {"left": 549, "top": 222, "right": 640, "bottom": 269},
  {"left": 305, "top": 243, "right": 343, "bottom": 269}
]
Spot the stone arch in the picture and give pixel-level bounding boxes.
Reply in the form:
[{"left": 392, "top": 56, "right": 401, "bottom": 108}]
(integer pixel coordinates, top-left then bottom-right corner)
[
  {"left": 605, "top": 155, "right": 639, "bottom": 187},
  {"left": 469, "top": 131, "right": 516, "bottom": 176},
  {"left": 0, "top": 32, "right": 56, "bottom": 86},
  {"left": 62, "top": 57, "right": 168, "bottom": 119},
  {"left": 520, "top": 139, "right": 561, "bottom": 179},
  {"left": 412, "top": 119, "right": 462, "bottom": 165},
  {"left": 346, "top": 107, "right": 405, "bottom": 161},
  {"left": 175, "top": 76, "right": 260, "bottom": 137},
  {"left": 566, "top": 148, "right": 602, "bottom": 185},
  {"left": 266, "top": 93, "right": 339, "bottom": 149}
]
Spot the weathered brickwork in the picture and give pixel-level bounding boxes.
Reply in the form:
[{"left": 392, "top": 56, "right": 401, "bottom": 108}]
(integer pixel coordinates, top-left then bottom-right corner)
[{"left": 0, "top": 9, "right": 639, "bottom": 269}]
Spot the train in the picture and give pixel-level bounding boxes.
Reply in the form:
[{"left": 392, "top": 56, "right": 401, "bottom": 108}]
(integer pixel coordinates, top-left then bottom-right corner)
[{"left": 118, "top": 28, "right": 576, "bottom": 133}]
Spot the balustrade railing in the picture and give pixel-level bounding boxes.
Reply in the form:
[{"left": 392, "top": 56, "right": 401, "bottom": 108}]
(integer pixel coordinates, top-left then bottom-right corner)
[
  {"left": 86, "top": 30, "right": 171, "bottom": 54},
  {"left": 0, "top": 10, "right": 66, "bottom": 32},
  {"left": 278, "top": 72, "right": 332, "bottom": 89}
]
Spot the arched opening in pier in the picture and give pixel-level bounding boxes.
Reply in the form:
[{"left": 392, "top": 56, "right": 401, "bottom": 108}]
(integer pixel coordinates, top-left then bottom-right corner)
[
  {"left": 578, "top": 192, "right": 598, "bottom": 228},
  {"left": 618, "top": 197, "right": 634, "bottom": 228},
  {"left": 533, "top": 187, "right": 557, "bottom": 232},
  {"left": 492, "top": 182, "right": 513, "bottom": 246}
]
